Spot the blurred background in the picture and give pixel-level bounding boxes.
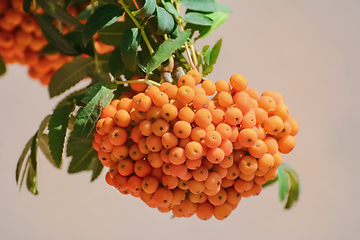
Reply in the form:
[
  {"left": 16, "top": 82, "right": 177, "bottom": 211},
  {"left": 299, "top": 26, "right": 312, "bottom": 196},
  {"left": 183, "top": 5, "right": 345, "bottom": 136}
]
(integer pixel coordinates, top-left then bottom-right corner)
[{"left": 1, "top": 0, "right": 359, "bottom": 239}]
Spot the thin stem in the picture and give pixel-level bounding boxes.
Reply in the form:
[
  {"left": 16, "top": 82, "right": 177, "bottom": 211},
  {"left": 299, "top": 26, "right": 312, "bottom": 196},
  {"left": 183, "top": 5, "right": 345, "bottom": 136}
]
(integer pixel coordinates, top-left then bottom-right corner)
[
  {"left": 57, "top": 20, "right": 62, "bottom": 33},
  {"left": 119, "top": 0, "right": 154, "bottom": 55},
  {"left": 173, "top": 1, "right": 197, "bottom": 71},
  {"left": 91, "top": 0, "right": 101, "bottom": 73},
  {"left": 116, "top": 78, "right": 161, "bottom": 87}
]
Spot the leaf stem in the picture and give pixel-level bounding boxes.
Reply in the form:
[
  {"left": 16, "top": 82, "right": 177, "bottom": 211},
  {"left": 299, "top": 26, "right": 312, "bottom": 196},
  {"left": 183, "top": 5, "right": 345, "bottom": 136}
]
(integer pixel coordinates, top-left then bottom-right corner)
[
  {"left": 116, "top": 78, "right": 161, "bottom": 87},
  {"left": 173, "top": 1, "right": 197, "bottom": 71},
  {"left": 119, "top": 0, "right": 154, "bottom": 55},
  {"left": 91, "top": 0, "right": 101, "bottom": 74},
  {"left": 19, "top": 156, "right": 31, "bottom": 191}
]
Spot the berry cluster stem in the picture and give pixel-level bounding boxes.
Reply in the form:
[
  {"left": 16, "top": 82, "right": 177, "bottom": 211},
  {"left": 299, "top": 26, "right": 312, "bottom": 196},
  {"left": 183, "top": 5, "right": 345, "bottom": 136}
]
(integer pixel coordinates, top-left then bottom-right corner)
[{"left": 116, "top": 78, "right": 161, "bottom": 87}]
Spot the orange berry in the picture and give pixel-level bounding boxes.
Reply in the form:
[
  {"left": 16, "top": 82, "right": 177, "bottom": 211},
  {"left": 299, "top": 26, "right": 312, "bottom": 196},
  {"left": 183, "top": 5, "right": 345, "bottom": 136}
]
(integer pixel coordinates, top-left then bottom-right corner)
[
  {"left": 274, "top": 103, "right": 290, "bottom": 121},
  {"left": 100, "top": 105, "right": 116, "bottom": 118},
  {"left": 234, "top": 91, "right": 253, "bottom": 114},
  {"left": 178, "top": 106, "right": 195, "bottom": 123},
  {"left": 128, "top": 144, "right": 145, "bottom": 161},
  {"left": 161, "top": 132, "right": 178, "bottom": 149},
  {"left": 152, "top": 91, "right": 169, "bottom": 107},
  {"left": 248, "top": 139, "right": 267, "bottom": 158},
  {"left": 159, "top": 82, "right": 172, "bottom": 92},
  {"left": 192, "top": 93, "right": 210, "bottom": 110},
  {"left": 234, "top": 178, "right": 254, "bottom": 193},
  {"left": 202, "top": 80, "right": 216, "bottom": 96},
  {"left": 230, "top": 73, "right": 248, "bottom": 92},
  {"left": 176, "top": 86, "right": 195, "bottom": 104},
  {"left": 108, "top": 127, "right": 128, "bottom": 146},
  {"left": 257, "top": 153, "right": 275, "bottom": 172},
  {"left": 204, "top": 172, "right": 222, "bottom": 190},
  {"left": 215, "top": 79, "right": 231, "bottom": 92},
  {"left": 130, "top": 77, "right": 147, "bottom": 92},
  {"left": 146, "top": 134, "right": 163, "bottom": 152},
  {"left": 277, "top": 135, "right": 296, "bottom": 154},
  {"left": 173, "top": 120, "right": 192, "bottom": 138},
  {"left": 244, "top": 87, "right": 259, "bottom": 100},
  {"left": 152, "top": 118, "right": 170, "bottom": 137},
  {"left": 224, "top": 107, "right": 243, "bottom": 126},
  {"left": 257, "top": 95, "right": 276, "bottom": 111},
  {"left": 127, "top": 175, "right": 143, "bottom": 194},
  {"left": 153, "top": 187, "right": 173, "bottom": 207},
  {"left": 218, "top": 91, "right": 233, "bottom": 108},
  {"left": 114, "top": 109, "right": 131, "bottom": 127},
  {"left": 161, "top": 103, "right": 178, "bottom": 121},
  {"left": 211, "top": 108, "right": 225, "bottom": 125},
  {"left": 213, "top": 202, "right": 233, "bottom": 220},
  {"left": 178, "top": 74, "right": 196, "bottom": 88},
  {"left": 118, "top": 158, "right": 135, "bottom": 176},
  {"left": 264, "top": 116, "right": 284, "bottom": 135},
  {"left": 238, "top": 155, "right": 258, "bottom": 174},
  {"left": 261, "top": 91, "right": 284, "bottom": 104},
  {"left": 168, "top": 147, "right": 186, "bottom": 165},
  {"left": 287, "top": 117, "right": 299, "bottom": 136},
  {"left": 216, "top": 123, "right": 232, "bottom": 140},
  {"left": 187, "top": 69, "right": 202, "bottom": 85},
  {"left": 164, "top": 84, "right": 178, "bottom": 99},
  {"left": 237, "top": 128, "right": 258, "bottom": 147},
  {"left": 185, "top": 141, "right": 203, "bottom": 160},
  {"left": 196, "top": 201, "right": 214, "bottom": 220}
]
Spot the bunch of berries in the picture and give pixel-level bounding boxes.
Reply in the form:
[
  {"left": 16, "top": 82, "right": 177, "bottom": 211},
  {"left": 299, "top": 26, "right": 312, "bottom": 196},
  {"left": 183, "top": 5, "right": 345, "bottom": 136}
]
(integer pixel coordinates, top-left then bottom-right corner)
[
  {"left": 93, "top": 71, "right": 299, "bottom": 220},
  {"left": 0, "top": 0, "right": 114, "bottom": 85}
]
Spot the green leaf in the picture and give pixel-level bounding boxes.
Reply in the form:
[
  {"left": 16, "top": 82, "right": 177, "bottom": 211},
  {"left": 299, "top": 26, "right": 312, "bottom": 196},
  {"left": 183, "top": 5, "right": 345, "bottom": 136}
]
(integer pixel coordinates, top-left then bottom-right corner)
[
  {"left": 22, "top": 0, "right": 31, "bottom": 14},
  {"left": 202, "top": 45, "right": 211, "bottom": 65},
  {"left": 48, "top": 57, "right": 95, "bottom": 97},
  {"left": 76, "top": 5, "right": 92, "bottom": 20},
  {"left": 156, "top": 6, "right": 175, "bottom": 35},
  {"left": 180, "top": 0, "right": 218, "bottom": 12},
  {"left": 48, "top": 93, "right": 78, "bottom": 167},
  {"left": 36, "top": 0, "right": 82, "bottom": 27},
  {"left": 66, "top": 134, "right": 99, "bottom": 174},
  {"left": 109, "top": 46, "right": 125, "bottom": 77},
  {"left": 98, "top": 19, "right": 136, "bottom": 46},
  {"left": 26, "top": 158, "right": 38, "bottom": 195},
  {"left": 120, "top": 28, "right": 141, "bottom": 72},
  {"left": 277, "top": 165, "right": 288, "bottom": 202},
  {"left": 187, "top": 11, "right": 228, "bottom": 39},
  {"left": 90, "top": 158, "right": 103, "bottom": 181},
  {"left": 284, "top": 168, "right": 300, "bottom": 209},
  {"left": 132, "top": 0, "right": 157, "bottom": 18},
  {"left": 34, "top": 14, "right": 78, "bottom": 56},
  {"left": 31, "top": 115, "right": 51, "bottom": 171},
  {"left": 210, "top": 38, "right": 221, "bottom": 65},
  {"left": 40, "top": 27, "right": 94, "bottom": 57},
  {"left": 0, "top": 56, "right": 6, "bottom": 76},
  {"left": 82, "top": 4, "right": 124, "bottom": 45},
  {"left": 38, "top": 134, "right": 60, "bottom": 168},
  {"left": 15, "top": 137, "right": 33, "bottom": 184},
  {"left": 163, "top": 1, "right": 180, "bottom": 18},
  {"left": 71, "top": 83, "right": 115, "bottom": 139},
  {"left": 184, "top": 12, "right": 213, "bottom": 26},
  {"left": 215, "top": 2, "right": 233, "bottom": 13},
  {"left": 146, "top": 30, "right": 191, "bottom": 73}
]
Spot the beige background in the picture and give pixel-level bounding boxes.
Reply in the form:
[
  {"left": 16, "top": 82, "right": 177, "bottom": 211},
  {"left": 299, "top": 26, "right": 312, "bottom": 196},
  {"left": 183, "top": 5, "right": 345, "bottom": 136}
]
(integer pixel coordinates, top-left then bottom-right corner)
[{"left": 1, "top": 0, "right": 359, "bottom": 239}]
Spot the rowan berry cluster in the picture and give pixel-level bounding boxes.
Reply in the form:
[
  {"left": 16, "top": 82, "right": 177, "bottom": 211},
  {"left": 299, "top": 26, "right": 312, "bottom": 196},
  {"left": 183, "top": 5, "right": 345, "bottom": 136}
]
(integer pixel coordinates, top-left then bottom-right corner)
[
  {"left": 93, "top": 71, "right": 299, "bottom": 220},
  {"left": 0, "top": 0, "right": 115, "bottom": 85}
]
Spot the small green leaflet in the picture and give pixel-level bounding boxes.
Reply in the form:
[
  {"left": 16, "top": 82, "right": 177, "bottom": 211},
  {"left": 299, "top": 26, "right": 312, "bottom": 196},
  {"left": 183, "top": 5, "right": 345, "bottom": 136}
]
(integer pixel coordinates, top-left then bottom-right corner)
[
  {"left": 34, "top": 14, "right": 78, "bottom": 56},
  {"left": 0, "top": 56, "right": 6, "bottom": 76},
  {"left": 180, "top": 0, "right": 230, "bottom": 12},
  {"left": 132, "top": 0, "right": 157, "bottom": 18},
  {"left": 31, "top": 115, "right": 51, "bottom": 171},
  {"left": 284, "top": 167, "right": 300, "bottom": 209},
  {"left": 26, "top": 157, "right": 38, "bottom": 195},
  {"left": 48, "top": 91, "right": 81, "bottom": 167},
  {"left": 98, "top": 19, "right": 136, "bottom": 46},
  {"left": 89, "top": 157, "right": 104, "bottom": 181},
  {"left": 210, "top": 38, "right": 222, "bottom": 65},
  {"left": 146, "top": 30, "right": 191, "bottom": 73},
  {"left": 66, "top": 132, "right": 101, "bottom": 178},
  {"left": 277, "top": 165, "right": 288, "bottom": 202},
  {"left": 162, "top": 1, "right": 180, "bottom": 18},
  {"left": 184, "top": 12, "right": 213, "bottom": 26},
  {"left": 187, "top": 11, "right": 228, "bottom": 40},
  {"left": 38, "top": 134, "right": 60, "bottom": 168},
  {"left": 36, "top": 0, "right": 82, "bottom": 27},
  {"left": 109, "top": 46, "right": 125, "bottom": 77},
  {"left": 156, "top": 6, "right": 175, "bottom": 35},
  {"left": 120, "top": 28, "right": 142, "bottom": 72},
  {"left": 82, "top": 4, "right": 124, "bottom": 45},
  {"left": 22, "top": 0, "right": 31, "bottom": 14},
  {"left": 48, "top": 57, "right": 95, "bottom": 98},
  {"left": 16, "top": 137, "right": 33, "bottom": 184},
  {"left": 71, "top": 83, "right": 115, "bottom": 139}
]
